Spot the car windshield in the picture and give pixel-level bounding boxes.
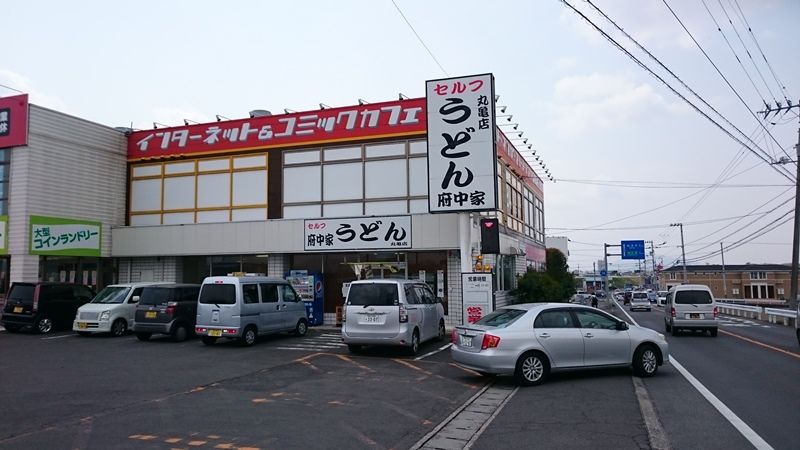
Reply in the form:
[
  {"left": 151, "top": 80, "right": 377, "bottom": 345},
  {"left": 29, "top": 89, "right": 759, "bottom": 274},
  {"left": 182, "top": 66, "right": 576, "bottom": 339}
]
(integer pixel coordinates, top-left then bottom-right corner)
[
  {"left": 90, "top": 286, "right": 131, "bottom": 304},
  {"left": 8, "top": 284, "right": 35, "bottom": 304},
  {"left": 675, "top": 290, "right": 713, "bottom": 305},
  {"left": 474, "top": 308, "right": 526, "bottom": 328},
  {"left": 139, "top": 287, "right": 173, "bottom": 306},
  {"left": 347, "top": 284, "right": 399, "bottom": 306},
  {"left": 199, "top": 284, "right": 236, "bottom": 305},
  {"left": 658, "top": 291, "right": 668, "bottom": 297},
  {"left": 633, "top": 293, "right": 648, "bottom": 300}
]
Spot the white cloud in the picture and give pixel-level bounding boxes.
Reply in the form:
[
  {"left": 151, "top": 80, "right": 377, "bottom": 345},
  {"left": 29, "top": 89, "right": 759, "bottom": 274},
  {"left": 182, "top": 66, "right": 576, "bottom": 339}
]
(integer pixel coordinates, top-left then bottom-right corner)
[
  {"left": 0, "top": 69, "right": 66, "bottom": 110},
  {"left": 548, "top": 72, "right": 685, "bottom": 135}
]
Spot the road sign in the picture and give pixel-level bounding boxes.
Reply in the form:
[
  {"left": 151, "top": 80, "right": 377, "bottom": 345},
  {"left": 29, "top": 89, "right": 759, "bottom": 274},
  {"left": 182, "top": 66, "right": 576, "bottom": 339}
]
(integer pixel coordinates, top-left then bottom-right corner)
[
  {"left": 600, "top": 269, "right": 608, "bottom": 277},
  {"left": 620, "top": 240, "right": 645, "bottom": 260}
]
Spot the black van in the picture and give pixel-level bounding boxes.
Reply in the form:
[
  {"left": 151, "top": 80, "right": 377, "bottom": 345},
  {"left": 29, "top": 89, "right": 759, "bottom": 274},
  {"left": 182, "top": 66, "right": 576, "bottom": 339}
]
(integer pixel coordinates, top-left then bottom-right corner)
[
  {"left": 1, "top": 282, "right": 95, "bottom": 334},
  {"left": 132, "top": 284, "right": 201, "bottom": 342}
]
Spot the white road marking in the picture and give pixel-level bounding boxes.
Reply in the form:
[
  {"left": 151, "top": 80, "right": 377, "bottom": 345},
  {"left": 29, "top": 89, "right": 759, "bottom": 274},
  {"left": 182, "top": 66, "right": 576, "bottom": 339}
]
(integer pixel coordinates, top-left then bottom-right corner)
[
  {"left": 41, "top": 334, "right": 76, "bottom": 340},
  {"left": 414, "top": 343, "right": 452, "bottom": 361},
  {"left": 613, "top": 300, "right": 775, "bottom": 450},
  {"left": 632, "top": 376, "right": 671, "bottom": 450}
]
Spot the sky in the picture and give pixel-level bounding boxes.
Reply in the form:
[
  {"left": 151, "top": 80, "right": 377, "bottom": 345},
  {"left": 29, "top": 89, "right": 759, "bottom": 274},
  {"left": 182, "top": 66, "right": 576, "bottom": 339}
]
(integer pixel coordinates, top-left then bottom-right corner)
[{"left": 2, "top": 0, "right": 798, "bottom": 273}]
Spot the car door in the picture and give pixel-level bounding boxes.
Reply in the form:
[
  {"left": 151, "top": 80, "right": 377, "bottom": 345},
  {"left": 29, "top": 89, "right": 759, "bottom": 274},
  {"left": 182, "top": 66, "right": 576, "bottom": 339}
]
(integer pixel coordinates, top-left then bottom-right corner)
[
  {"left": 572, "top": 309, "right": 631, "bottom": 367},
  {"left": 403, "top": 285, "right": 425, "bottom": 336},
  {"left": 127, "top": 287, "right": 144, "bottom": 324},
  {"left": 259, "top": 283, "right": 282, "bottom": 332},
  {"left": 418, "top": 284, "right": 439, "bottom": 340},
  {"left": 240, "top": 283, "right": 261, "bottom": 332},
  {"left": 278, "top": 284, "right": 305, "bottom": 330},
  {"left": 532, "top": 309, "right": 584, "bottom": 368}
]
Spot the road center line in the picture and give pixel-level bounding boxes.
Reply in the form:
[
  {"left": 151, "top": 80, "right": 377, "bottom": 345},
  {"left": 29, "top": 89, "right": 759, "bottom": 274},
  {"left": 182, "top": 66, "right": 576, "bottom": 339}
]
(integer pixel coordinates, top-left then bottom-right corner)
[
  {"left": 414, "top": 343, "right": 452, "bottom": 361},
  {"left": 718, "top": 329, "right": 800, "bottom": 360},
  {"left": 613, "top": 300, "right": 775, "bottom": 450}
]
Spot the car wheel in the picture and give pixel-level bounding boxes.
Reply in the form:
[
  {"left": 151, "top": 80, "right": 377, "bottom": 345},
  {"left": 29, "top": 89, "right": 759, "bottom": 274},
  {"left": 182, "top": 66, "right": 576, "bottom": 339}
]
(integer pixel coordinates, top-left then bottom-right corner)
[
  {"left": 671, "top": 325, "right": 678, "bottom": 336},
  {"left": 240, "top": 326, "right": 257, "bottom": 347},
  {"left": 633, "top": 345, "right": 659, "bottom": 377},
  {"left": 293, "top": 319, "right": 308, "bottom": 337},
  {"left": 408, "top": 329, "right": 420, "bottom": 356},
  {"left": 515, "top": 352, "right": 549, "bottom": 386},
  {"left": 709, "top": 328, "right": 718, "bottom": 337},
  {"left": 201, "top": 336, "right": 217, "bottom": 346},
  {"left": 110, "top": 319, "right": 127, "bottom": 337},
  {"left": 34, "top": 315, "right": 54, "bottom": 334},
  {"left": 665, "top": 320, "right": 671, "bottom": 332},
  {"left": 436, "top": 320, "right": 446, "bottom": 342},
  {"left": 77, "top": 331, "right": 92, "bottom": 337},
  {"left": 171, "top": 324, "right": 189, "bottom": 342},
  {"left": 136, "top": 332, "right": 152, "bottom": 341},
  {"left": 347, "top": 344, "right": 362, "bottom": 353}
]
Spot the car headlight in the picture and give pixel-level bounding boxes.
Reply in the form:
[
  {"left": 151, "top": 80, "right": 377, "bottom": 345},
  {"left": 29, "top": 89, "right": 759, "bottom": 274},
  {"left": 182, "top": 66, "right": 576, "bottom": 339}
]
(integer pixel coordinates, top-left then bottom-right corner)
[{"left": 100, "top": 310, "right": 111, "bottom": 321}]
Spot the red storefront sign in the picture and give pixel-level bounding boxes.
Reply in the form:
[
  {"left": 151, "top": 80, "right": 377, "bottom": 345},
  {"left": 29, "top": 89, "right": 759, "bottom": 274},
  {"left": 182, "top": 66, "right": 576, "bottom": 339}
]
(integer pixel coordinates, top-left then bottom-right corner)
[
  {"left": 127, "top": 98, "right": 427, "bottom": 161},
  {"left": 0, "top": 94, "right": 29, "bottom": 149},
  {"left": 526, "top": 244, "right": 546, "bottom": 264},
  {"left": 497, "top": 129, "right": 543, "bottom": 196}
]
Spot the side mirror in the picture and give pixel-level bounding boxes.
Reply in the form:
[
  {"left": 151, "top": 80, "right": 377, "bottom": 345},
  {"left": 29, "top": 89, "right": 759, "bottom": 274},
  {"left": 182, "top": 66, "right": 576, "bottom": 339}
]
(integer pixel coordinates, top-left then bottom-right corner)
[
  {"left": 130, "top": 296, "right": 140, "bottom": 304},
  {"left": 616, "top": 321, "right": 629, "bottom": 331}
]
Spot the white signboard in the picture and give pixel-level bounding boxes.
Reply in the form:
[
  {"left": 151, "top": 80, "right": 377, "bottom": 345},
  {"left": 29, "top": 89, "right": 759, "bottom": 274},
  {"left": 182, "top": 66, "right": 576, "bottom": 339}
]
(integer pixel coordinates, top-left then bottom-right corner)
[
  {"left": 304, "top": 215, "right": 411, "bottom": 251},
  {"left": 426, "top": 73, "right": 498, "bottom": 213},
  {"left": 462, "top": 273, "right": 494, "bottom": 325}
]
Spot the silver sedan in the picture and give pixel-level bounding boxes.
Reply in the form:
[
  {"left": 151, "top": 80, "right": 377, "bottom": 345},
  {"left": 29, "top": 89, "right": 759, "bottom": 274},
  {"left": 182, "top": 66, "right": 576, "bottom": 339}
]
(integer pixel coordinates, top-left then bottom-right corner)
[{"left": 451, "top": 303, "right": 669, "bottom": 386}]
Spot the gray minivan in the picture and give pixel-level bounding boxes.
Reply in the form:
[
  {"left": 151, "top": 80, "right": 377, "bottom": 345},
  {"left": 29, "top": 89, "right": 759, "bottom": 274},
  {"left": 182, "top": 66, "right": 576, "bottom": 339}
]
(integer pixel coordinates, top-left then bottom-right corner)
[
  {"left": 664, "top": 284, "right": 718, "bottom": 336},
  {"left": 195, "top": 276, "right": 308, "bottom": 346}
]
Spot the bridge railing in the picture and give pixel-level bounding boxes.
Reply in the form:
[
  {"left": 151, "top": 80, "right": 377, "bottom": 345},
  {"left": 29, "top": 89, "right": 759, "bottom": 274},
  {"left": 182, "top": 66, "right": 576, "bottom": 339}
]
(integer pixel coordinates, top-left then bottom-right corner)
[{"left": 717, "top": 302, "right": 797, "bottom": 327}]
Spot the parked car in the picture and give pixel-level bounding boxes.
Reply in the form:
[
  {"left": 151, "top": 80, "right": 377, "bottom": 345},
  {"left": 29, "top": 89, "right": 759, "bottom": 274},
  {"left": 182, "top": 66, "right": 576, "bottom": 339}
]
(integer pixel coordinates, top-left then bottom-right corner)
[
  {"left": 647, "top": 292, "right": 658, "bottom": 304},
  {"left": 630, "top": 291, "right": 652, "bottom": 312},
  {"left": 657, "top": 291, "right": 668, "bottom": 306},
  {"left": 195, "top": 276, "right": 308, "bottom": 347},
  {"left": 133, "top": 284, "right": 201, "bottom": 342},
  {"left": 341, "top": 279, "right": 446, "bottom": 355},
  {"left": 664, "top": 284, "right": 718, "bottom": 336},
  {"left": 451, "top": 303, "right": 669, "bottom": 385},
  {"left": 2, "top": 282, "right": 94, "bottom": 334},
  {"left": 73, "top": 282, "right": 174, "bottom": 337}
]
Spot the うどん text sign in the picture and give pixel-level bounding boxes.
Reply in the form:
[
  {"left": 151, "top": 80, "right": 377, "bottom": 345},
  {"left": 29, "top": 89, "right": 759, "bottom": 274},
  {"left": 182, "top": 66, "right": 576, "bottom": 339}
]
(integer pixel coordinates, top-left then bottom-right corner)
[{"left": 426, "top": 74, "right": 498, "bottom": 213}]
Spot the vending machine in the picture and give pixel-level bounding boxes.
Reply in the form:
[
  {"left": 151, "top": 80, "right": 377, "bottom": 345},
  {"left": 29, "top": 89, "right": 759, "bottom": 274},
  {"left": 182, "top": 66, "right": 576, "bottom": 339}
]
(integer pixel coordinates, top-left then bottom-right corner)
[{"left": 285, "top": 270, "right": 324, "bottom": 326}]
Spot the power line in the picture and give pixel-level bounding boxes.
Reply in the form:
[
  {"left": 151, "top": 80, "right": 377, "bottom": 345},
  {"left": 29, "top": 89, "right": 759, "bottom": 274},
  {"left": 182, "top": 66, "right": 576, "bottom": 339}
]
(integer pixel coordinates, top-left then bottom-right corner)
[
  {"left": 558, "top": 0, "right": 794, "bottom": 182},
  {"left": 731, "top": 0, "right": 790, "bottom": 102},
  {"left": 661, "top": 0, "right": 796, "bottom": 168},
  {"left": 685, "top": 211, "right": 793, "bottom": 263},
  {"left": 390, "top": 0, "right": 448, "bottom": 76},
  {"left": 547, "top": 209, "right": 783, "bottom": 232},
  {"left": 583, "top": 0, "right": 790, "bottom": 179},
  {"left": 554, "top": 179, "right": 788, "bottom": 189}
]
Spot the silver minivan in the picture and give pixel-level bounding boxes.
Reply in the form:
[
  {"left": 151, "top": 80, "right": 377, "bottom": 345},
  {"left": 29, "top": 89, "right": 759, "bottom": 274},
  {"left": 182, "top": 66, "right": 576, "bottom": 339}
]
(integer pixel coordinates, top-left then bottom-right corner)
[
  {"left": 664, "top": 284, "right": 718, "bottom": 336},
  {"left": 341, "top": 279, "right": 446, "bottom": 355},
  {"left": 195, "top": 276, "right": 308, "bottom": 346}
]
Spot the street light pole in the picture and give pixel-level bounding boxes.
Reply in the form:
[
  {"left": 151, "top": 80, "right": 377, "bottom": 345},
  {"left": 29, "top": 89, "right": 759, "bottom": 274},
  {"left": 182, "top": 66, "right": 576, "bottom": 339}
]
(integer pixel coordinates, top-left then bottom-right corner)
[
  {"left": 790, "top": 129, "right": 800, "bottom": 310},
  {"left": 671, "top": 222, "right": 688, "bottom": 283}
]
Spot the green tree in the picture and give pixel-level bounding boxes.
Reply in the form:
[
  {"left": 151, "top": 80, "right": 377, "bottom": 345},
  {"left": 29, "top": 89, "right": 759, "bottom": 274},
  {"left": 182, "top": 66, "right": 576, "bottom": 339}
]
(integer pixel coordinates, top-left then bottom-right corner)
[{"left": 511, "top": 248, "right": 576, "bottom": 303}]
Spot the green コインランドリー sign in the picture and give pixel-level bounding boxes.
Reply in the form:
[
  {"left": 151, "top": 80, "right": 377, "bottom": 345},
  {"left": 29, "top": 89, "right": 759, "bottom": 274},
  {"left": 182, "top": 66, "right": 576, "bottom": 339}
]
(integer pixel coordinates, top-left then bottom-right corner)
[{"left": 29, "top": 215, "right": 101, "bottom": 256}]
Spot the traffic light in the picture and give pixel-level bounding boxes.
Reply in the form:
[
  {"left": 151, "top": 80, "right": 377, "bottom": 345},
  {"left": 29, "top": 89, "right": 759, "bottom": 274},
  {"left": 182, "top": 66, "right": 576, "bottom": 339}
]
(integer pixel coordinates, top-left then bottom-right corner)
[{"left": 480, "top": 218, "right": 500, "bottom": 254}]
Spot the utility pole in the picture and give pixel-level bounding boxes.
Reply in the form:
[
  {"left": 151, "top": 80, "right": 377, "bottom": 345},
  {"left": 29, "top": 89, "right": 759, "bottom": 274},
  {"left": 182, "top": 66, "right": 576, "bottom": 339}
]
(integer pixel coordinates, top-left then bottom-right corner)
[
  {"left": 758, "top": 102, "right": 800, "bottom": 310},
  {"left": 670, "top": 223, "right": 688, "bottom": 284},
  {"left": 720, "top": 242, "right": 727, "bottom": 298}
]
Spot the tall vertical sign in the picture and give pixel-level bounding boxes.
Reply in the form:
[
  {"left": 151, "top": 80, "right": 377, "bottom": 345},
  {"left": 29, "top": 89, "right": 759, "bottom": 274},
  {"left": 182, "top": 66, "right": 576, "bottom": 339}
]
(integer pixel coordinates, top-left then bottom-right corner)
[
  {"left": 426, "top": 74, "right": 497, "bottom": 213},
  {"left": 0, "top": 94, "right": 29, "bottom": 149}
]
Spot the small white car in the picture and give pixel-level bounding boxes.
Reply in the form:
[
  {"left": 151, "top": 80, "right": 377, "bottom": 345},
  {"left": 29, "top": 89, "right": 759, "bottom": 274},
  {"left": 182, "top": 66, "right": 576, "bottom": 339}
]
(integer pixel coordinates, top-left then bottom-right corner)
[
  {"left": 73, "top": 282, "right": 173, "bottom": 336},
  {"left": 630, "top": 291, "right": 652, "bottom": 312}
]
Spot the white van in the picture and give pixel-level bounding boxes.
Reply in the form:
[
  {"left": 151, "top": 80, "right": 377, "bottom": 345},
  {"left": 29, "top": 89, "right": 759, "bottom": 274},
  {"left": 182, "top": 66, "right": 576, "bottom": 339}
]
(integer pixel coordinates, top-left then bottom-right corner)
[
  {"left": 195, "top": 276, "right": 308, "bottom": 346},
  {"left": 664, "top": 284, "right": 718, "bottom": 336},
  {"left": 73, "top": 282, "right": 174, "bottom": 336},
  {"left": 341, "top": 279, "right": 446, "bottom": 355}
]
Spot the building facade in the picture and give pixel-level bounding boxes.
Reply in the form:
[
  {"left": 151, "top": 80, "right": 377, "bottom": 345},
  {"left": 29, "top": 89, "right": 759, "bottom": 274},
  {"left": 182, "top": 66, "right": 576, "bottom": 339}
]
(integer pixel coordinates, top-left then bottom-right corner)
[
  {"left": 1, "top": 92, "right": 546, "bottom": 326},
  {"left": 660, "top": 264, "right": 795, "bottom": 301}
]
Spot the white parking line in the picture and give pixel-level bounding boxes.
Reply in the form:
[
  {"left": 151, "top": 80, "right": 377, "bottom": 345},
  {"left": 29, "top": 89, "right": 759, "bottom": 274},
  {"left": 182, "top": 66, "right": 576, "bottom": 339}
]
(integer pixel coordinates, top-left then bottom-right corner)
[
  {"left": 414, "top": 343, "right": 452, "bottom": 361},
  {"left": 41, "top": 334, "right": 76, "bottom": 340},
  {"left": 613, "top": 299, "right": 775, "bottom": 450}
]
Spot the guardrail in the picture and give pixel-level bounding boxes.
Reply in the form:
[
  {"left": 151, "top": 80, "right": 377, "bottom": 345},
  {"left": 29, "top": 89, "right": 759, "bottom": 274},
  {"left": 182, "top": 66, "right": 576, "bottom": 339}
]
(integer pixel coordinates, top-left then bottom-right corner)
[{"left": 717, "top": 303, "right": 798, "bottom": 327}]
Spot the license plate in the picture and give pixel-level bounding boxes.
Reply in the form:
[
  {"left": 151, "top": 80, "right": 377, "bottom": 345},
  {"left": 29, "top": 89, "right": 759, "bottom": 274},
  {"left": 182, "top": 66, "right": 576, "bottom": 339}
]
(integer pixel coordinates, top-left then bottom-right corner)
[
  {"left": 208, "top": 329, "right": 222, "bottom": 337},
  {"left": 364, "top": 314, "right": 380, "bottom": 323},
  {"left": 688, "top": 313, "right": 701, "bottom": 319},
  {"left": 78, "top": 322, "right": 87, "bottom": 329},
  {"left": 460, "top": 336, "right": 473, "bottom": 347},
  {"left": 13, "top": 306, "right": 23, "bottom": 313},
  {"left": 145, "top": 311, "right": 157, "bottom": 319}
]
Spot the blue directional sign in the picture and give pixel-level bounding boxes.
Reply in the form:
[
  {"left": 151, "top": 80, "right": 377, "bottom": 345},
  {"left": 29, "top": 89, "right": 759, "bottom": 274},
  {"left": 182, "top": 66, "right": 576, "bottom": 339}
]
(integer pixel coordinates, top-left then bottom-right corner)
[
  {"left": 600, "top": 269, "right": 608, "bottom": 277},
  {"left": 620, "top": 240, "right": 646, "bottom": 260}
]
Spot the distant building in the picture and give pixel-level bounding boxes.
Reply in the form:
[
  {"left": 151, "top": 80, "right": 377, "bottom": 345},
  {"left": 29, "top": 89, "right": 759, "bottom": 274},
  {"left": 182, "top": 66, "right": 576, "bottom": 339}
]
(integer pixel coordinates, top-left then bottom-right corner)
[{"left": 660, "top": 264, "right": 795, "bottom": 301}]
